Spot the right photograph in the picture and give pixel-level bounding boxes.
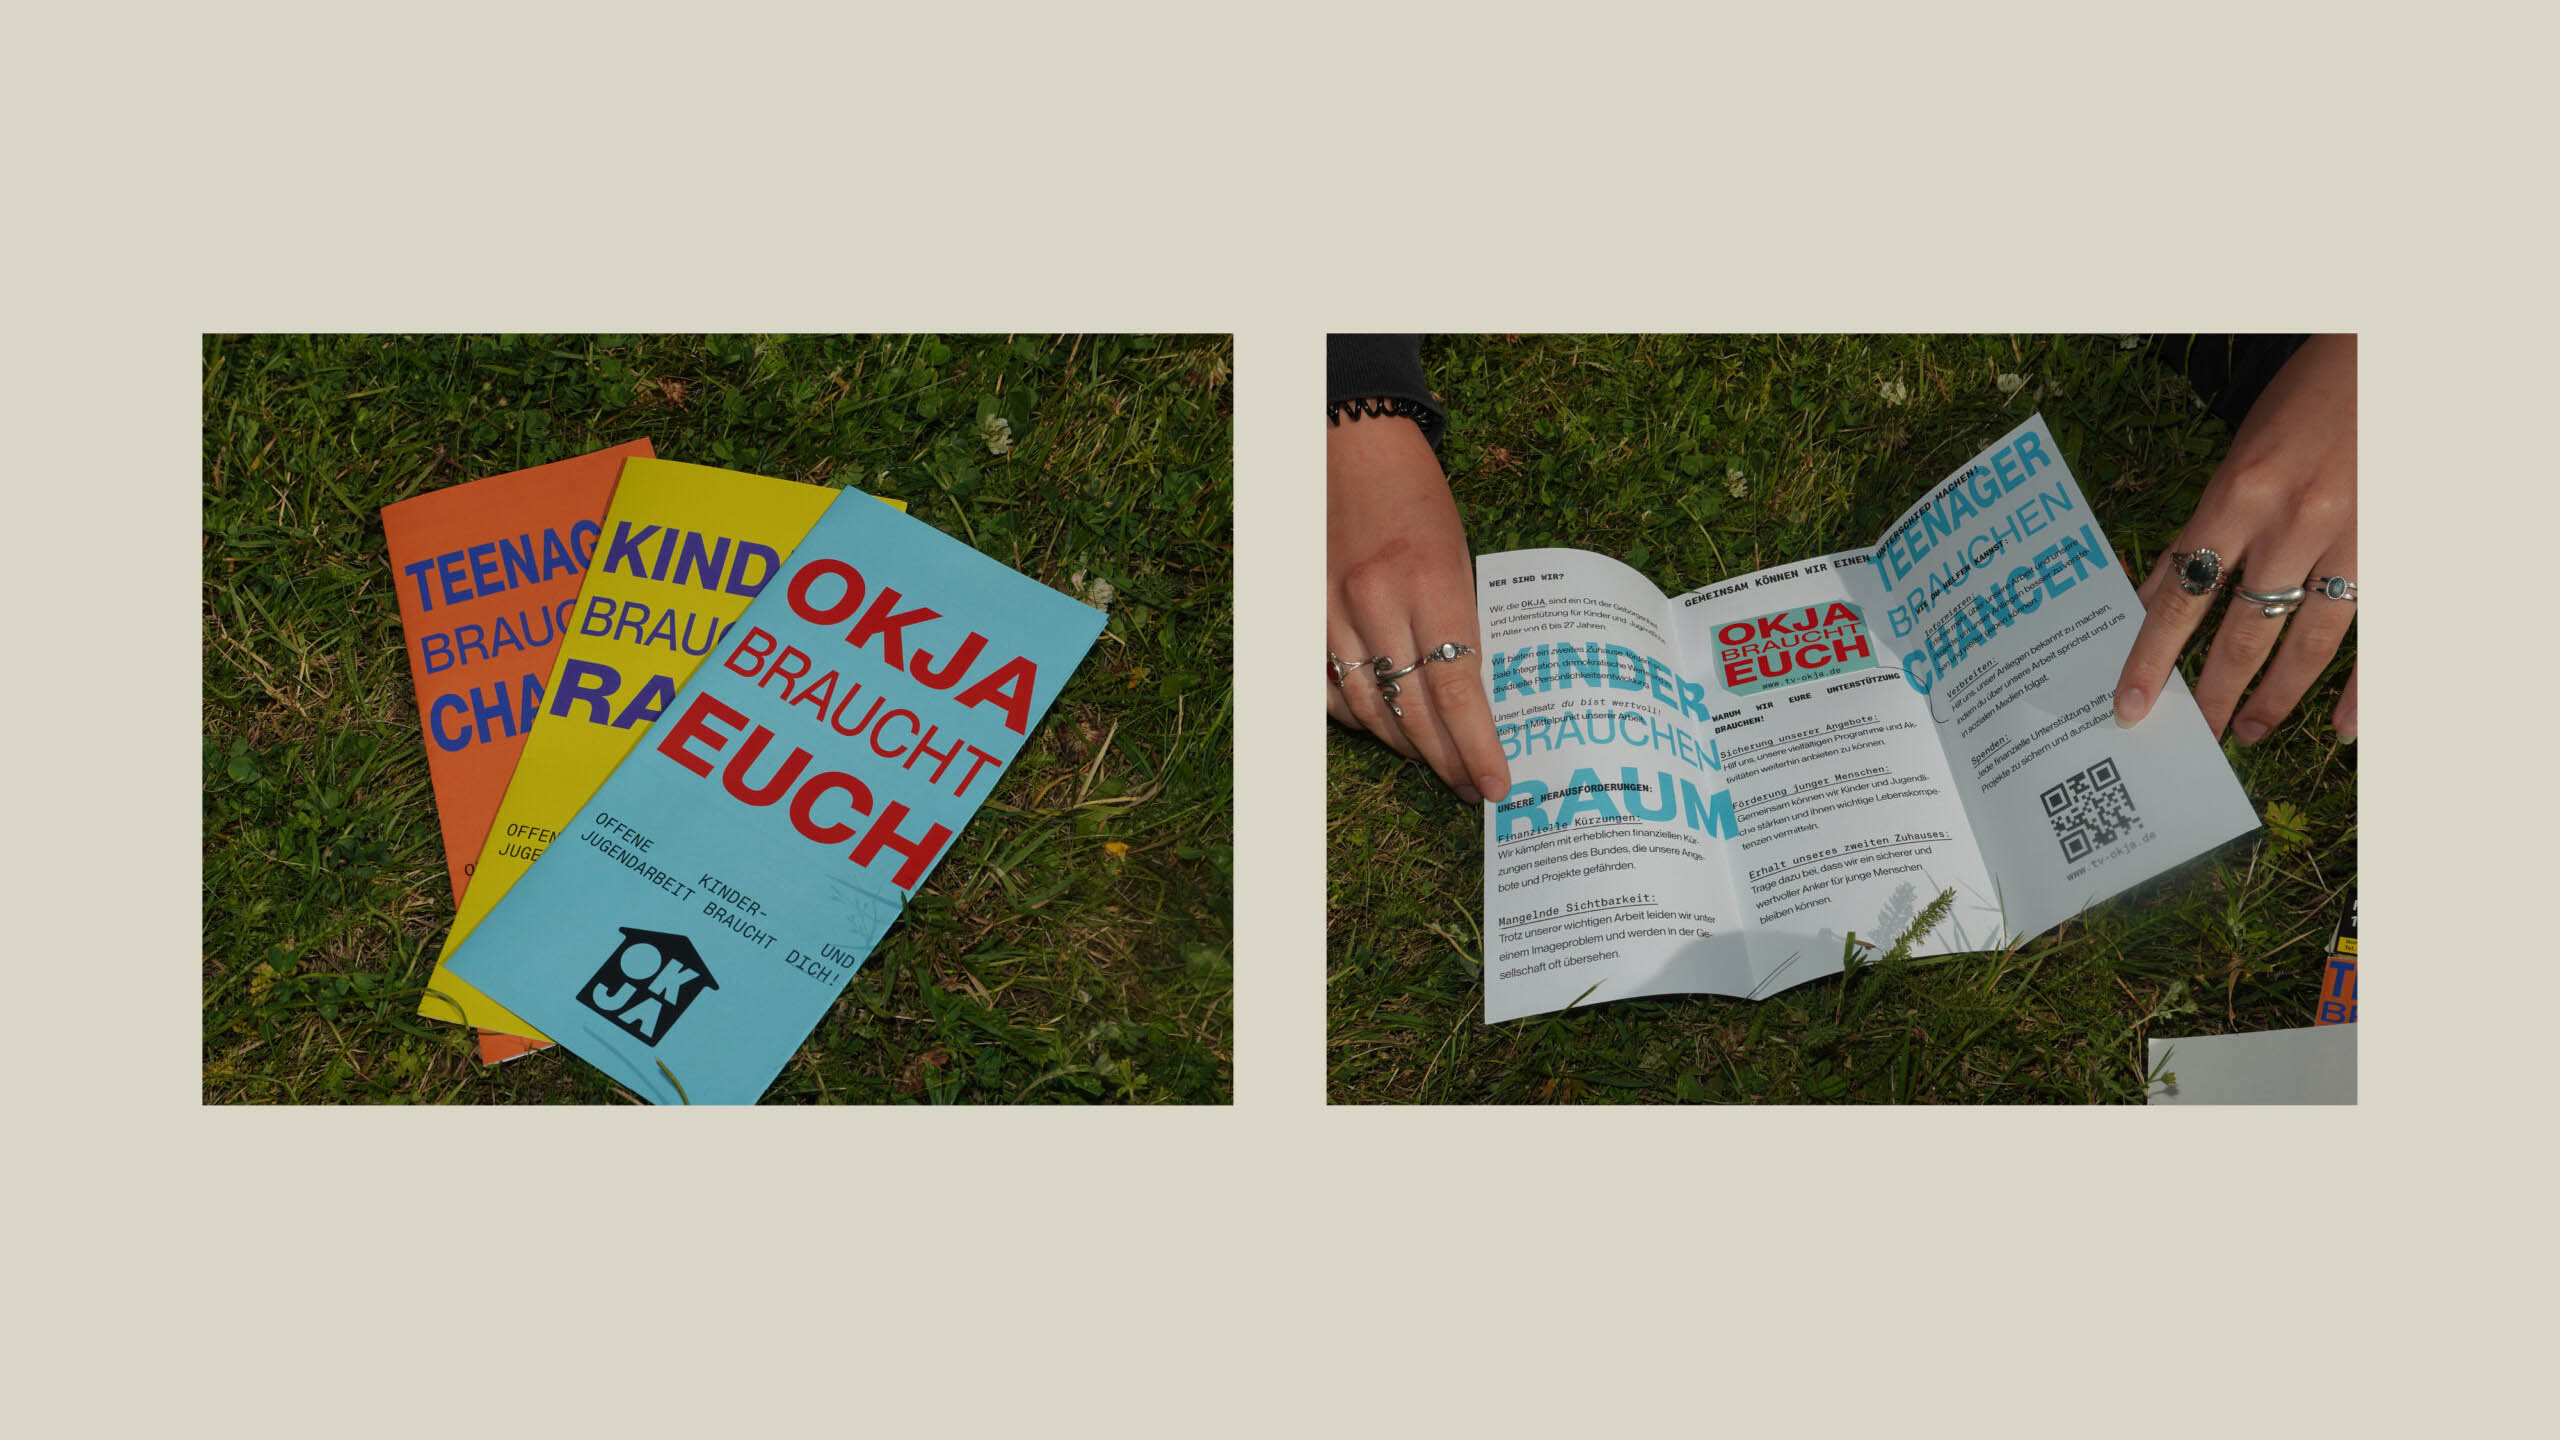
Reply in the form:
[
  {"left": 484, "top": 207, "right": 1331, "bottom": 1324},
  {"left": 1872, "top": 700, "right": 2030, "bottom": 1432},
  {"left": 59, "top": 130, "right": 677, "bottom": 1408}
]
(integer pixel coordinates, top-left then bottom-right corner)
[{"left": 1326, "top": 334, "right": 2356, "bottom": 1105}]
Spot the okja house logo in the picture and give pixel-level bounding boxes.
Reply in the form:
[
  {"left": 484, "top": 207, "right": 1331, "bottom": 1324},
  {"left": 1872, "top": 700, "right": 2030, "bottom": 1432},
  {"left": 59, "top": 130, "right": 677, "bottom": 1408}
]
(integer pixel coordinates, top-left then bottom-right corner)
[
  {"left": 1715, "top": 601, "right": 1878, "bottom": 695},
  {"left": 578, "top": 927, "right": 719, "bottom": 1046}
]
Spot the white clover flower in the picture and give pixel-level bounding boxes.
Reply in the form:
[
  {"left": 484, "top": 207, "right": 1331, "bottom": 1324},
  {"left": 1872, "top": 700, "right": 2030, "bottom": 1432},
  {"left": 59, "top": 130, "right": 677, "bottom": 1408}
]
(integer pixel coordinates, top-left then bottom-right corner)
[
  {"left": 1726, "top": 466, "right": 1749, "bottom": 499},
  {"left": 1878, "top": 377, "right": 1909, "bottom": 406},
  {"left": 1996, "top": 372, "right": 2027, "bottom": 398},
  {"left": 2118, "top": 335, "right": 2145, "bottom": 351},
  {"left": 980, "top": 414, "right": 1014, "bottom": 456},
  {"left": 1086, "top": 575, "right": 1115, "bottom": 609}
]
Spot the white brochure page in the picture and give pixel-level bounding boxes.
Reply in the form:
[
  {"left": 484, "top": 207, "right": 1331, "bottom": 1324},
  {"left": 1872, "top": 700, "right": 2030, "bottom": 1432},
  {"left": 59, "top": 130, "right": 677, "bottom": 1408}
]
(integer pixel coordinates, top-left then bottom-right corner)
[
  {"left": 1874, "top": 415, "right": 2258, "bottom": 939},
  {"left": 2147, "top": 1024, "right": 2356, "bottom": 1105},
  {"left": 1674, "top": 553, "right": 2001, "bottom": 998},
  {"left": 1477, "top": 548, "right": 1752, "bottom": 1022}
]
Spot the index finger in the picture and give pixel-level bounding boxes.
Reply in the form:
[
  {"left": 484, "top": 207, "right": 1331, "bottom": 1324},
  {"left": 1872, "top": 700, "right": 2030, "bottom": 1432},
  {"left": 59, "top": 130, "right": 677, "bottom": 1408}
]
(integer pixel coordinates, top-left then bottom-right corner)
[
  {"left": 1411, "top": 587, "right": 1511, "bottom": 803},
  {"left": 2114, "top": 543, "right": 2224, "bottom": 728}
]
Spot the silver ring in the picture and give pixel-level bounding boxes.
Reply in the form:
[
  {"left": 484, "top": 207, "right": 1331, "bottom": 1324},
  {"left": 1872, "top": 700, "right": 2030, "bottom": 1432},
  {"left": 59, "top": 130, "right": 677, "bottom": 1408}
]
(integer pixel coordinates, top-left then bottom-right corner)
[
  {"left": 2315, "top": 576, "right": 2358, "bottom": 602},
  {"left": 2170, "top": 547, "right": 2229, "bottom": 596},
  {"left": 2234, "top": 584, "right": 2307, "bottom": 619},
  {"left": 1355, "top": 644, "right": 1476, "bottom": 718},
  {"left": 1359, "top": 655, "right": 1419, "bottom": 713}
]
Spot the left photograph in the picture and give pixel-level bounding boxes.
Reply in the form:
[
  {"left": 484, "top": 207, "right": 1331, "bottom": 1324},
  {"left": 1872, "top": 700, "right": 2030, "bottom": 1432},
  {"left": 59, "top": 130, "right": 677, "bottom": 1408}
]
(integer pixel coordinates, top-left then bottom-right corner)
[{"left": 203, "top": 334, "right": 1234, "bottom": 1104}]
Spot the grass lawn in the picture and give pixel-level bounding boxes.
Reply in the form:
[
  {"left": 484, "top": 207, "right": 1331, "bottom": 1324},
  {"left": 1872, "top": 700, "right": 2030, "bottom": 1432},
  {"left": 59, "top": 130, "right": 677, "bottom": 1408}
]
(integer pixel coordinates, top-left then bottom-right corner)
[
  {"left": 203, "top": 334, "right": 1233, "bottom": 1104},
  {"left": 1328, "top": 334, "right": 2356, "bottom": 1104}
]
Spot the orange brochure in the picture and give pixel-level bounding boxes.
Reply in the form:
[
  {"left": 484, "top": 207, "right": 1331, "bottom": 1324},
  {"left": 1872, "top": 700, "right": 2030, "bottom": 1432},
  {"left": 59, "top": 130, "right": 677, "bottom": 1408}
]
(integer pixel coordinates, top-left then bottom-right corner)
[
  {"left": 380, "top": 439, "right": 653, "bottom": 1063},
  {"left": 2317, "top": 889, "right": 2358, "bottom": 1025}
]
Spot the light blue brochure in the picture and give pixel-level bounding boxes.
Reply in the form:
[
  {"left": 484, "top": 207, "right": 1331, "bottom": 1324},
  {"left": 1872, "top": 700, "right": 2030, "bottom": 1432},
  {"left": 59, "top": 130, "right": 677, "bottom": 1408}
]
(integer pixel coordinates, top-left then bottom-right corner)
[{"left": 448, "top": 491, "right": 1105, "bottom": 1103}]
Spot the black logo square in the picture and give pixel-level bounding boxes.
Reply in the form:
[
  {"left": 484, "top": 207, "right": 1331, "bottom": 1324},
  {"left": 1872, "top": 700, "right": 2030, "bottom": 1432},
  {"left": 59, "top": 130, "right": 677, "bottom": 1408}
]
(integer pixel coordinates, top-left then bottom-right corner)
[{"left": 577, "top": 927, "right": 719, "bottom": 1046}]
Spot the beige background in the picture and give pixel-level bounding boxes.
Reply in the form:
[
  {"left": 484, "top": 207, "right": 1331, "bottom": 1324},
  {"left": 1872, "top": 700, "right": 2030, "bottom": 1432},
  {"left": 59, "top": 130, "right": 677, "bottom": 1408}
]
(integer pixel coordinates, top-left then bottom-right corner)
[{"left": 11, "top": 2, "right": 2546, "bottom": 1433}]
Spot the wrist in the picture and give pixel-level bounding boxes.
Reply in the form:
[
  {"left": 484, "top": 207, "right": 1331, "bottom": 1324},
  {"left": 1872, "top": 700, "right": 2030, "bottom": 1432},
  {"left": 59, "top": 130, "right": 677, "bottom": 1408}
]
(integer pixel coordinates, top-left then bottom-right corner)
[{"left": 1328, "top": 409, "right": 1444, "bottom": 497}]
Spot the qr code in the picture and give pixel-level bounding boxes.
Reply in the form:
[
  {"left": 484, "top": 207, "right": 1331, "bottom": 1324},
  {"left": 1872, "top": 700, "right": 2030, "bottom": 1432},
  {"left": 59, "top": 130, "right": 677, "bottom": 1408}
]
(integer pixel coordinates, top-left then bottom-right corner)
[{"left": 2041, "top": 757, "right": 2139, "bottom": 863}]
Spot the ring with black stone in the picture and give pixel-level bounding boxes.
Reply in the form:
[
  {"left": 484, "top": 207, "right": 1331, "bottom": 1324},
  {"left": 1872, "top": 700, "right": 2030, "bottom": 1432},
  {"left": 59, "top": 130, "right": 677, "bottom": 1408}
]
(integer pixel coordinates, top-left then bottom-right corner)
[{"left": 2170, "top": 547, "right": 2229, "bottom": 596}]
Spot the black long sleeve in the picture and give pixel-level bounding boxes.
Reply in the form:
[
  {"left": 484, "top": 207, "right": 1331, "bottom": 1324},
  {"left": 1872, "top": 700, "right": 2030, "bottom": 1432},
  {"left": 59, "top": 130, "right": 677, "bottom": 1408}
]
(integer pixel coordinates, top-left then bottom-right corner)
[
  {"left": 2152, "top": 334, "right": 2312, "bottom": 429},
  {"left": 1326, "top": 334, "right": 1446, "bottom": 449}
]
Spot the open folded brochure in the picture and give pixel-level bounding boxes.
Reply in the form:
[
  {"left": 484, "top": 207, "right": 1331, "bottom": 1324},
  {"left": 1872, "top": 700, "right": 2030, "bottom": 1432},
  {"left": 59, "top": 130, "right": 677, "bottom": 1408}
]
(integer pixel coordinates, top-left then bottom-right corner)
[{"left": 1474, "top": 413, "right": 2259, "bottom": 1022}]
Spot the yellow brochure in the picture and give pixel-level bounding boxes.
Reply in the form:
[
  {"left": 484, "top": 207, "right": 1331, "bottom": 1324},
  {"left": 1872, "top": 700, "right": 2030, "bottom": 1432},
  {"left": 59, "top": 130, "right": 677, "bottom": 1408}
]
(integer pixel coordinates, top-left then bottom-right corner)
[{"left": 419, "top": 459, "right": 901, "bottom": 1041}]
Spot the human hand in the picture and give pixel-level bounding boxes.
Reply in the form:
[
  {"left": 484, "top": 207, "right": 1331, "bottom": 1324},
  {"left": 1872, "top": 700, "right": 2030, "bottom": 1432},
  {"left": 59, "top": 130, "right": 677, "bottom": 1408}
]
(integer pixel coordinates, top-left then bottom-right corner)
[
  {"left": 2114, "top": 334, "right": 2358, "bottom": 744},
  {"left": 1326, "top": 415, "right": 1511, "bottom": 804}
]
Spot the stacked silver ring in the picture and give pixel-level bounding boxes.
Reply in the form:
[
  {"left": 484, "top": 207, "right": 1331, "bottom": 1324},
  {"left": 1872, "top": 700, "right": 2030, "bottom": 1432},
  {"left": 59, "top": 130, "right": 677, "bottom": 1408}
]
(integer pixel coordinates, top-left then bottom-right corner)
[
  {"left": 2171, "top": 548, "right": 2359, "bottom": 617},
  {"left": 1330, "top": 642, "right": 1475, "bottom": 719},
  {"left": 2235, "top": 585, "right": 2308, "bottom": 619}
]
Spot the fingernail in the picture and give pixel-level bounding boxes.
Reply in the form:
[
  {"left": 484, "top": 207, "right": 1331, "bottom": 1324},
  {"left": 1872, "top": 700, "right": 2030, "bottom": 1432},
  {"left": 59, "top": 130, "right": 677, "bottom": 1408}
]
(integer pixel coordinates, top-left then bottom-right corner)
[
  {"left": 2114, "top": 687, "right": 2147, "bottom": 728},
  {"left": 1476, "top": 775, "right": 1509, "bottom": 801},
  {"left": 1457, "top": 785, "right": 1482, "bottom": 805},
  {"left": 2234, "top": 718, "right": 2266, "bottom": 745}
]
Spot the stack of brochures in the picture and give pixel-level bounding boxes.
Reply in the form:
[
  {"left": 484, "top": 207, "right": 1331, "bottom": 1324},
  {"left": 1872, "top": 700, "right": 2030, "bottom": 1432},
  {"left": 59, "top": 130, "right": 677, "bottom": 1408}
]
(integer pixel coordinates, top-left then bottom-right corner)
[{"left": 382, "top": 444, "right": 1103, "bottom": 1102}]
